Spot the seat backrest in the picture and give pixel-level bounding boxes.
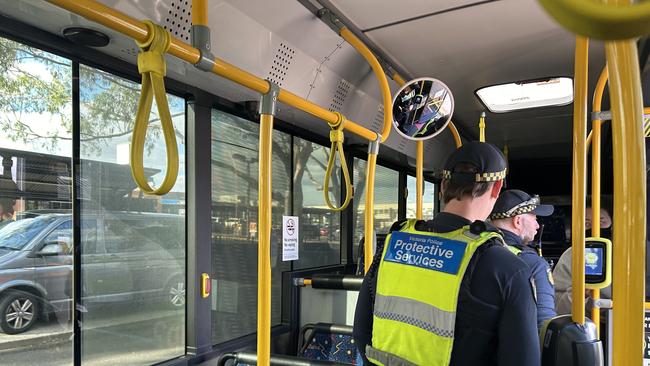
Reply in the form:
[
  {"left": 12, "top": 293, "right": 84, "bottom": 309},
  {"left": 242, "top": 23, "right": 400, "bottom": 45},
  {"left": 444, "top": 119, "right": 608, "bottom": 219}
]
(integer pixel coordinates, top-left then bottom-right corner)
[{"left": 540, "top": 315, "right": 603, "bottom": 366}]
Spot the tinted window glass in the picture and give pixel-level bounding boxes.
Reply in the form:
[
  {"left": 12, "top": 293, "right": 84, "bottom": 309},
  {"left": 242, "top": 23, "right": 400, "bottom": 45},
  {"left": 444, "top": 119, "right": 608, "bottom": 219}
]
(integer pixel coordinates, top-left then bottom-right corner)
[
  {"left": 293, "top": 137, "right": 341, "bottom": 270},
  {"left": 407, "top": 176, "right": 437, "bottom": 220},
  {"left": 353, "top": 160, "right": 399, "bottom": 260},
  {"left": 0, "top": 36, "right": 72, "bottom": 363},
  {"left": 79, "top": 65, "right": 186, "bottom": 364},
  {"left": 211, "top": 110, "right": 291, "bottom": 344}
]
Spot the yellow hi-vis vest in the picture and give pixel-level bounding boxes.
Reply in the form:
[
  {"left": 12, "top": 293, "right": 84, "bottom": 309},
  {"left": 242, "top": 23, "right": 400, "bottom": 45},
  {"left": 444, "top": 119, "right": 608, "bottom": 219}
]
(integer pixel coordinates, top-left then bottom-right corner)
[{"left": 367, "top": 219, "right": 504, "bottom": 366}]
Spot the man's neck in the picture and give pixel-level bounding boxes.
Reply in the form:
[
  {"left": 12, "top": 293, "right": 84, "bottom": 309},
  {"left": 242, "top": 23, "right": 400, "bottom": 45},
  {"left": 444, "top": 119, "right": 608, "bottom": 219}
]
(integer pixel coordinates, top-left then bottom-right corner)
[
  {"left": 443, "top": 199, "right": 488, "bottom": 222},
  {"left": 493, "top": 226, "right": 523, "bottom": 246}
]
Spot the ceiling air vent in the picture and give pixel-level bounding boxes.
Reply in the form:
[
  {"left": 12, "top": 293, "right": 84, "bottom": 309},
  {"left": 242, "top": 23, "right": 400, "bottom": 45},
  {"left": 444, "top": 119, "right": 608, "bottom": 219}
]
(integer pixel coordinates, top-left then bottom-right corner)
[
  {"left": 164, "top": 0, "right": 191, "bottom": 42},
  {"left": 329, "top": 79, "right": 351, "bottom": 112},
  {"left": 267, "top": 42, "right": 294, "bottom": 87},
  {"left": 120, "top": 47, "right": 138, "bottom": 58}
]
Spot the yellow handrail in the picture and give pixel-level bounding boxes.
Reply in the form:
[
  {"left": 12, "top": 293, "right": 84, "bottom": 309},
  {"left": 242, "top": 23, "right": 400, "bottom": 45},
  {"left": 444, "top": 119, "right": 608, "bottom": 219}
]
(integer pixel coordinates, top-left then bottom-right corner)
[
  {"left": 448, "top": 120, "right": 462, "bottom": 148},
  {"left": 416, "top": 141, "right": 423, "bottom": 220},
  {"left": 590, "top": 66, "right": 607, "bottom": 337},
  {"left": 131, "top": 21, "right": 178, "bottom": 196},
  {"left": 257, "top": 112, "right": 274, "bottom": 366},
  {"left": 587, "top": 105, "right": 650, "bottom": 150},
  {"left": 340, "top": 27, "right": 392, "bottom": 143},
  {"left": 46, "top": 0, "right": 395, "bottom": 363},
  {"left": 45, "top": 0, "right": 380, "bottom": 143},
  {"left": 337, "top": 27, "right": 394, "bottom": 273},
  {"left": 571, "top": 36, "right": 589, "bottom": 325},
  {"left": 364, "top": 151, "right": 378, "bottom": 273},
  {"left": 537, "top": 0, "right": 650, "bottom": 39},
  {"left": 606, "top": 31, "right": 645, "bottom": 366},
  {"left": 192, "top": 0, "right": 208, "bottom": 26}
]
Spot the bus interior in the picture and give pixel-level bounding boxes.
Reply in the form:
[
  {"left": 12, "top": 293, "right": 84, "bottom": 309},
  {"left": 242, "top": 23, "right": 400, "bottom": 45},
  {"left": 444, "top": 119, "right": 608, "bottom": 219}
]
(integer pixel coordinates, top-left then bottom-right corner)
[{"left": 0, "top": 0, "right": 647, "bottom": 365}]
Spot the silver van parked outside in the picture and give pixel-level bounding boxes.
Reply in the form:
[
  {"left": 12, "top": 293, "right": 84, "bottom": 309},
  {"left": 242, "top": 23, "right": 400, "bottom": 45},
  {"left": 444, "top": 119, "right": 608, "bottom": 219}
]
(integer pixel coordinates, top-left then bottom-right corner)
[{"left": 0, "top": 211, "right": 185, "bottom": 334}]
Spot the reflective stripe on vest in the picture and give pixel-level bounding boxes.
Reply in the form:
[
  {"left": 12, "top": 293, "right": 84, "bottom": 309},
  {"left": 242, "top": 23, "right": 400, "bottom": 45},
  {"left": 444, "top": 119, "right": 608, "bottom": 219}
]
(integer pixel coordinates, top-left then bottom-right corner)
[
  {"left": 366, "top": 345, "right": 417, "bottom": 366},
  {"left": 369, "top": 219, "right": 503, "bottom": 366},
  {"left": 374, "top": 294, "right": 455, "bottom": 338}
]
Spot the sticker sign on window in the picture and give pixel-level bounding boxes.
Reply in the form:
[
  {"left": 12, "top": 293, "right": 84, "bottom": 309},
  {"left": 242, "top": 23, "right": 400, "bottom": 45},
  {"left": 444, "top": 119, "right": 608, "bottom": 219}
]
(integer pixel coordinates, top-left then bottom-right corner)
[{"left": 282, "top": 216, "right": 299, "bottom": 261}]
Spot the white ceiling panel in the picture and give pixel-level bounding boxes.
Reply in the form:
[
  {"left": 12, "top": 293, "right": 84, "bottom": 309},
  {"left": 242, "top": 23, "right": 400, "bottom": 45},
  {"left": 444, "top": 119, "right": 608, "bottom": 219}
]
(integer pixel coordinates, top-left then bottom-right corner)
[
  {"left": 329, "top": 0, "right": 484, "bottom": 30},
  {"left": 361, "top": 0, "right": 606, "bottom": 154},
  {"left": 365, "top": 0, "right": 571, "bottom": 85}
]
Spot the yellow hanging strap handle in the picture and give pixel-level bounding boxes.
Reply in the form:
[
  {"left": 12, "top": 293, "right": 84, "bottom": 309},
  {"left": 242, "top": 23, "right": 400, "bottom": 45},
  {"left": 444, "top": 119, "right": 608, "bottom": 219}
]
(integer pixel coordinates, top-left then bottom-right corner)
[
  {"left": 324, "top": 112, "right": 353, "bottom": 211},
  {"left": 537, "top": 0, "right": 650, "bottom": 40},
  {"left": 131, "top": 20, "right": 179, "bottom": 196}
]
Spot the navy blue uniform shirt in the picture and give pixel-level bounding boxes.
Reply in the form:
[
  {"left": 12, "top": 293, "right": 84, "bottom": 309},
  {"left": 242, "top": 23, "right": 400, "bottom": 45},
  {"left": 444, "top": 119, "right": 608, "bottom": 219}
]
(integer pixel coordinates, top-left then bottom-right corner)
[
  {"left": 353, "top": 213, "right": 540, "bottom": 366},
  {"left": 499, "top": 228, "right": 556, "bottom": 328}
]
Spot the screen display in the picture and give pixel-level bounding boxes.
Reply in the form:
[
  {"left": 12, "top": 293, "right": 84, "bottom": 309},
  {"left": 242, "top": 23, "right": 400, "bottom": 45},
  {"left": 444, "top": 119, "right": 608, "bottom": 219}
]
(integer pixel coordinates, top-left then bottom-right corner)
[{"left": 585, "top": 247, "right": 604, "bottom": 276}]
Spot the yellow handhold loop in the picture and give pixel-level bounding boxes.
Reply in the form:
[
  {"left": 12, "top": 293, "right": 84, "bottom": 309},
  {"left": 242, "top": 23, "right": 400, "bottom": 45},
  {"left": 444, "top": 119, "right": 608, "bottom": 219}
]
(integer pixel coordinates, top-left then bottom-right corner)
[
  {"left": 131, "top": 20, "right": 179, "bottom": 196},
  {"left": 324, "top": 112, "right": 353, "bottom": 212},
  {"left": 537, "top": 0, "right": 650, "bottom": 40}
]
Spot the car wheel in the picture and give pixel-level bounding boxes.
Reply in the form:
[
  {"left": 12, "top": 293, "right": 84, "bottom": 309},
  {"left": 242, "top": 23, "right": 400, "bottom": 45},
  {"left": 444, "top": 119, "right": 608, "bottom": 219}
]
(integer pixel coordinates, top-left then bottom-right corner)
[
  {"left": 165, "top": 277, "right": 185, "bottom": 309},
  {"left": 0, "top": 290, "right": 39, "bottom": 334}
]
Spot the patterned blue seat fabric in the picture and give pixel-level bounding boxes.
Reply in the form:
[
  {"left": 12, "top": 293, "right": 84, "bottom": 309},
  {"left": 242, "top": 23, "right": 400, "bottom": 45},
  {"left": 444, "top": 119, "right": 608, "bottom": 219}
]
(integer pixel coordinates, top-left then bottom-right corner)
[{"left": 299, "top": 332, "right": 360, "bottom": 364}]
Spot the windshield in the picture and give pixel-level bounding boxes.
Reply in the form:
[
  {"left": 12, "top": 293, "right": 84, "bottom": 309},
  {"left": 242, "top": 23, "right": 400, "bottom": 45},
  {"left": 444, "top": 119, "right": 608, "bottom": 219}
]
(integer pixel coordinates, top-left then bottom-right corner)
[{"left": 0, "top": 216, "right": 61, "bottom": 250}]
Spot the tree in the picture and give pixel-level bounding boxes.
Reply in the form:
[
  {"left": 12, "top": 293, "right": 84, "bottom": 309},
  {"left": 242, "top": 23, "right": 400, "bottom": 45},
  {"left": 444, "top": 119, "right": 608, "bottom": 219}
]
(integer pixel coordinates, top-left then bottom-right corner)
[{"left": 0, "top": 37, "right": 183, "bottom": 157}]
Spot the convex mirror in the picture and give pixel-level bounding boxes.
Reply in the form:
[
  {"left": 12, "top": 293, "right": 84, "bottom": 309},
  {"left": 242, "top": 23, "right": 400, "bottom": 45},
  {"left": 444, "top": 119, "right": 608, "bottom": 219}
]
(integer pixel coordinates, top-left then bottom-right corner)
[{"left": 392, "top": 77, "right": 454, "bottom": 141}]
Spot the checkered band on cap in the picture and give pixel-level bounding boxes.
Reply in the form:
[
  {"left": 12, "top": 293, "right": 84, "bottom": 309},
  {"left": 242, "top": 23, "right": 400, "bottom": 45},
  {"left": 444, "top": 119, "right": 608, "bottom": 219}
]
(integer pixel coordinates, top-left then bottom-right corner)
[
  {"left": 442, "top": 168, "right": 506, "bottom": 182},
  {"left": 489, "top": 195, "right": 541, "bottom": 219},
  {"left": 490, "top": 204, "right": 537, "bottom": 219}
]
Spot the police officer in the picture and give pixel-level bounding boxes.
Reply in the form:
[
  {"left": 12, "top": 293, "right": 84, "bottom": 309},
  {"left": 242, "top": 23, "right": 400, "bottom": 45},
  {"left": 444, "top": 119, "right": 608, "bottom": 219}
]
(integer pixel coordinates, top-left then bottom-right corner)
[
  {"left": 489, "top": 189, "right": 556, "bottom": 328},
  {"left": 353, "top": 141, "right": 540, "bottom": 366}
]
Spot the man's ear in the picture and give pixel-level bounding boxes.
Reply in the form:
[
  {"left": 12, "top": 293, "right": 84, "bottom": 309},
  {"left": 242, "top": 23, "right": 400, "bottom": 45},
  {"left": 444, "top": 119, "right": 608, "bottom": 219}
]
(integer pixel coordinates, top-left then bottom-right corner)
[
  {"left": 491, "top": 180, "right": 503, "bottom": 198},
  {"left": 512, "top": 215, "right": 523, "bottom": 230}
]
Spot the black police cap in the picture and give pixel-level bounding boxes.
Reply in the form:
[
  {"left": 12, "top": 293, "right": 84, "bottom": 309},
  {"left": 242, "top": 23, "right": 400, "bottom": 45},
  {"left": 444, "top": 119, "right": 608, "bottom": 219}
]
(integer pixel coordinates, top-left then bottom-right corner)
[
  {"left": 442, "top": 141, "right": 507, "bottom": 183},
  {"left": 490, "top": 189, "right": 554, "bottom": 219}
]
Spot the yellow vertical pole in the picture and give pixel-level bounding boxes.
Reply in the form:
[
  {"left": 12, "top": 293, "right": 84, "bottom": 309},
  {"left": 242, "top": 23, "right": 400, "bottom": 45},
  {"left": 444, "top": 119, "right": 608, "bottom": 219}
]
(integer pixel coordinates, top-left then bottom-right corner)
[
  {"left": 591, "top": 66, "right": 608, "bottom": 337},
  {"left": 571, "top": 36, "right": 589, "bottom": 325},
  {"left": 364, "top": 148, "right": 378, "bottom": 273},
  {"left": 340, "top": 28, "right": 392, "bottom": 142},
  {"left": 606, "top": 29, "right": 645, "bottom": 366},
  {"left": 392, "top": 75, "right": 425, "bottom": 221},
  {"left": 416, "top": 141, "right": 423, "bottom": 220},
  {"left": 192, "top": 0, "right": 208, "bottom": 26},
  {"left": 257, "top": 84, "right": 279, "bottom": 366},
  {"left": 479, "top": 112, "right": 486, "bottom": 142},
  {"left": 257, "top": 113, "right": 273, "bottom": 366}
]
